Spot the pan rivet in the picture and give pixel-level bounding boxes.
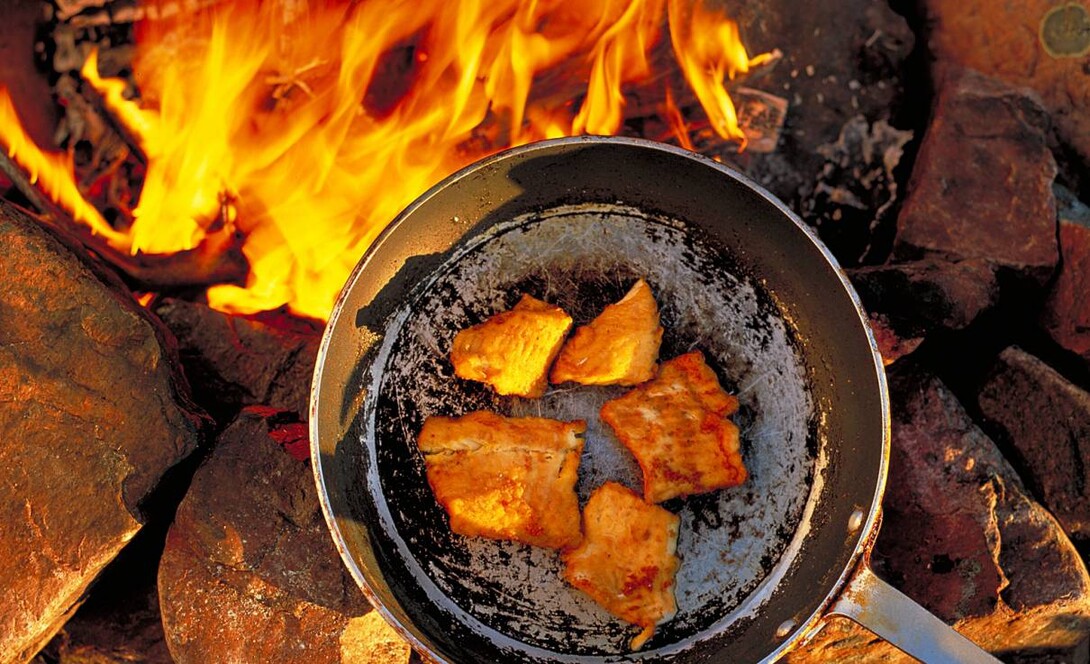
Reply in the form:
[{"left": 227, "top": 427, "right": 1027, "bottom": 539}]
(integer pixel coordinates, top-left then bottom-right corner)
[
  {"left": 775, "top": 619, "right": 796, "bottom": 638},
  {"left": 848, "top": 509, "right": 865, "bottom": 532}
]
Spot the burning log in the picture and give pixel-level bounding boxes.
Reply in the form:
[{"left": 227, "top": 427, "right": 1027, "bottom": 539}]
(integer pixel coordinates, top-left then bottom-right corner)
[
  {"left": 89, "top": 226, "right": 249, "bottom": 292},
  {"left": 0, "top": 140, "right": 70, "bottom": 224},
  {"left": 0, "top": 138, "right": 247, "bottom": 292},
  {"left": 54, "top": 0, "right": 226, "bottom": 27},
  {"left": 58, "top": 64, "right": 148, "bottom": 167},
  {"left": 637, "top": 84, "right": 789, "bottom": 155},
  {"left": 0, "top": 157, "right": 247, "bottom": 292},
  {"left": 33, "top": 0, "right": 790, "bottom": 320}
]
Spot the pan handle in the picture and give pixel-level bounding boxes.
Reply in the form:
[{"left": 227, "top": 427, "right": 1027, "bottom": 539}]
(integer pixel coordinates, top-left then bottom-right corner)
[{"left": 828, "top": 563, "right": 1001, "bottom": 663}]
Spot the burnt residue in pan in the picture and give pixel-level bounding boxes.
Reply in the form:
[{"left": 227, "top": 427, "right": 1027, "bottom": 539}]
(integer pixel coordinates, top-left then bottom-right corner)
[{"left": 364, "top": 203, "right": 817, "bottom": 656}]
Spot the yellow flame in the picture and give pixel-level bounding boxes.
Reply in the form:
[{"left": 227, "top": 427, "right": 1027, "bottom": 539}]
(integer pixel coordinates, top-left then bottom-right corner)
[
  {"left": 0, "top": 87, "right": 125, "bottom": 243},
  {"left": 668, "top": 0, "right": 771, "bottom": 147},
  {"left": 80, "top": 50, "right": 159, "bottom": 151},
  {"left": 573, "top": 0, "right": 665, "bottom": 135},
  {"left": 11, "top": 0, "right": 771, "bottom": 321}
]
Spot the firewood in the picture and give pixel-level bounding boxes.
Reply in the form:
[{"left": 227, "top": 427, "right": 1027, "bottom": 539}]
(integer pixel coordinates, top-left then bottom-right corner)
[
  {"left": 0, "top": 149, "right": 247, "bottom": 291},
  {"left": 56, "top": 0, "right": 226, "bottom": 27},
  {"left": 88, "top": 226, "right": 249, "bottom": 292}
]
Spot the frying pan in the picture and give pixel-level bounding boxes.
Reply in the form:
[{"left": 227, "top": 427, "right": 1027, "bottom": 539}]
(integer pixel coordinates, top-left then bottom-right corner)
[{"left": 310, "top": 136, "right": 1000, "bottom": 662}]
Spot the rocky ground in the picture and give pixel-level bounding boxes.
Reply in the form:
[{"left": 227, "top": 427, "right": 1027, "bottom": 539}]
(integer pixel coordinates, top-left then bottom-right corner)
[{"left": 2, "top": 0, "right": 1090, "bottom": 662}]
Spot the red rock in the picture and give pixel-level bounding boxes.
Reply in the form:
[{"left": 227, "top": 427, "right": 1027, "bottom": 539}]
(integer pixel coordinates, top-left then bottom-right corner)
[
  {"left": 925, "top": 0, "right": 1090, "bottom": 164},
  {"left": 1042, "top": 215, "right": 1090, "bottom": 363},
  {"left": 978, "top": 346, "right": 1090, "bottom": 541},
  {"left": 159, "top": 408, "right": 410, "bottom": 663},
  {"left": 787, "top": 365, "right": 1090, "bottom": 662},
  {"left": 0, "top": 201, "right": 205, "bottom": 663},
  {"left": 865, "top": 312, "right": 923, "bottom": 366},
  {"left": 893, "top": 69, "right": 1059, "bottom": 285},
  {"left": 850, "top": 258, "right": 999, "bottom": 335},
  {"left": 153, "top": 299, "right": 320, "bottom": 419}
]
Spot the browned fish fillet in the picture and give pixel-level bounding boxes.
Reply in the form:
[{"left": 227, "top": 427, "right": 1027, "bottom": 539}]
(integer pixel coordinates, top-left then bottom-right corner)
[
  {"left": 550, "top": 278, "right": 664, "bottom": 387},
  {"left": 418, "top": 411, "right": 585, "bottom": 549},
  {"left": 450, "top": 293, "right": 573, "bottom": 397},
  {"left": 600, "top": 350, "right": 745, "bottom": 503},
  {"left": 563, "top": 481, "right": 680, "bottom": 650}
]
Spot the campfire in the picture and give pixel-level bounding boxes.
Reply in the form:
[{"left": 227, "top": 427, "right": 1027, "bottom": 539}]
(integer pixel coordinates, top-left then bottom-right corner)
[
  {"left": 1, "top": 0, "right": 778, "bottom": 320},
  {"left": 1, "top": 0, "right": 1089, "bottom": 662}
]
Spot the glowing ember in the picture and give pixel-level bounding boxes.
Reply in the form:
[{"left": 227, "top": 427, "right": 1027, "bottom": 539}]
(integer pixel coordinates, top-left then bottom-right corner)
[{"left": 3, "top": 0, "right": 772, "bottom": 321}]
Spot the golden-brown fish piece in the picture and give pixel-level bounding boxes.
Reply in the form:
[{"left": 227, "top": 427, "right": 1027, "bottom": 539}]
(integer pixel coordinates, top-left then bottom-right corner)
[
  {"left": 550, "top": 279, "right": 664, "bottom": 386},
  {"left": 418, "top": 411, "right": 585, "bottom": 549},
  {"left": 563, "top": 482, "right": 680, "bottom": 650},
  {"left": 600, "top": 350, "right": 744, "bottom": 503},
  {"left": 451, "top": 294, "right": 573, "bottom": 397}
]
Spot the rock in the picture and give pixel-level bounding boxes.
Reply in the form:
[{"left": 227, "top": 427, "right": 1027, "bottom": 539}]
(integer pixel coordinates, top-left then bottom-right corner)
[
  {"left": 925, "top": 0, "right": 1090, "bottom": 165},
  {"left": 850, "top": 257, "right": 999, "bottom": 338},
  {"left": 153, "top": 299, "right": 320, "bottom": 420},
  {"left": 787, "top": 365, "right": 1090, "bottom": 662},
  {"left": 32, "top": 474, "right": 192, "bottom": 664},
  {"left": 892, "top": 69, "right": 1059, "bottom": 285},
  {"left": 0, "top": 201, "right": 205, "bottom": 663},
  {"left": 1042, "top": 190, "right": 1090, "bottom": 363},
  {"left": 159, "top": 407, "right": 411, "bottom": 663},
  {"left": 978, "top": 346, "right": 1090, "bottom": 541},
  {"left": 865, "top": 312, "right": 924, "bottom": 366}
]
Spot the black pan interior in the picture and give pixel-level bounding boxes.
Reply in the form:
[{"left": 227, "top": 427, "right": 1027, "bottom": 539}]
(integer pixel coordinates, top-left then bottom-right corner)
[{"left": 311, "top": 137, "right": 888, "bottom": 663}]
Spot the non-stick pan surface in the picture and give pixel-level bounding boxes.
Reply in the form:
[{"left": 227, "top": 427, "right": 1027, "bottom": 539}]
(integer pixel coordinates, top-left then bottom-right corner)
[{"left": 311, "top": 137, "right": 888, "bottom": 662}]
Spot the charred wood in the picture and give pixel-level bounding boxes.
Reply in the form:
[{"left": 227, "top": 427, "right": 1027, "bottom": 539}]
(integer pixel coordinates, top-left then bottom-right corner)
[{"left": 0, "top": 150, "right": 247, "bottom": 291}]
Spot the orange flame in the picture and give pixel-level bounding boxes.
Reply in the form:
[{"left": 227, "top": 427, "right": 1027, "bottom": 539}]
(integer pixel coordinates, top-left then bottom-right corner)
[
  {"left": 8, "top": 0, "right": 771, "bottom": 321},
  {"left": 668, "top": 0, "right": 775, "bottom": 147},
  {"left": 0, "top": 87, "right": 125, "bottom": 243},
  {"left": 663, "top": 87, "right": 695, "bottom": 152}
]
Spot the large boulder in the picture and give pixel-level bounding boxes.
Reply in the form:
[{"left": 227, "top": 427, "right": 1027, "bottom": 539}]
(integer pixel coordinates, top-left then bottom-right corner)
[
  {"left": 158, "top": 407, "right": 411, "bottom": 663},
  {"left": 787, "top": 365, "right": 1090, "bottom": 662},
  {"left": 978, "top": 346, "right": 1090, "bottom": 541},
  {"left": 892, "top": 69, "right": 1059, "bottom": 286},
  {"left": 0, "top": 201, "right": 205, "bottom": 663},
  {"left": 925, "top": 0, "right": 1090, "bottom": 165}
]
